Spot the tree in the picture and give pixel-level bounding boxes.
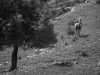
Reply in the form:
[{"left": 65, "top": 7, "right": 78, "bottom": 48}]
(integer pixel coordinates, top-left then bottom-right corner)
[
  {"left": 0, "top": 0, "right": 57, "bottom": 72},
  {"left": 0, "top": 0, "right": 40, "bottom": 71}
]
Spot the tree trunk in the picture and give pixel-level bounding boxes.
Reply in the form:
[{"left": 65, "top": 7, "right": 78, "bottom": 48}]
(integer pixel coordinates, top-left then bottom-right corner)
[{"left": 9, "top": 45, "right": 18, "bottom": 71}]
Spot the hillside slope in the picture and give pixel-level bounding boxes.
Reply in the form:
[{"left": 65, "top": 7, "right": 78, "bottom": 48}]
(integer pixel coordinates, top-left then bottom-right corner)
[{"left": 53, "top": 1, "right": 100, "bottom": 46}]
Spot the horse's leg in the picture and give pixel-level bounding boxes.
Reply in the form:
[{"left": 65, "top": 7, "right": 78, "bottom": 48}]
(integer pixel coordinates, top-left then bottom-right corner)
[
  {"left": 75, "top": 28, "right": 77, "bottom": 35},
  {"left": 79, "top": 29, "right": 81, "bottom": 36},
  {"left": 78, "top": 28, "right": 81, "bottom": 36},
  {"left": 77, "top": 28, "right": 79, "bottom": 36},
  {"left": 78, "top": 29, "right": 80, "bottom": 36}
]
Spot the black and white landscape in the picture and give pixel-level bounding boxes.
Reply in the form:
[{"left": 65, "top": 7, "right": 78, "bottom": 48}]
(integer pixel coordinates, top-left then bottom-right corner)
[{"left": 0, "top": 0, "right": 100, "bottom": 75}]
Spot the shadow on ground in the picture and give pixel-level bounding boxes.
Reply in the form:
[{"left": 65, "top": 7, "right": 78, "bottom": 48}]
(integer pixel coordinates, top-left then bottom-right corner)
[{"left": 79, "top": 34, "right": 90, "bottom": 38}]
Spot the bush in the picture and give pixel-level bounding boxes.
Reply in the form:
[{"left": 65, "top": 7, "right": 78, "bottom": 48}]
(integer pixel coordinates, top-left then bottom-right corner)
[
  {"left": 34, "top": 21, "right": 57, "bottom": 48},
  {"left": 61, "top": 7, "right": 71, "bottom": 13},
  {"left": 74, "top": 0, "right": 86, "bottom": 3},
  {"left": 66, "top": 25, "right": 75, "bottom": 35},
  {"left": 66, "top": 20, "right": 77, "bottom": 35},
  {"left": 96, "top": 0, "right": 100, "bottom": 4},
  {"left": 67, "top": 19, "right": 77, "bottom": 26}
]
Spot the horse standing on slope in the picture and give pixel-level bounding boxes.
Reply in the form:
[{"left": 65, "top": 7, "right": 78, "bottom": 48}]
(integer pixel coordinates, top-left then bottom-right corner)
[{"left": 75, "top": 18, "right": 82, "bottom": 36}]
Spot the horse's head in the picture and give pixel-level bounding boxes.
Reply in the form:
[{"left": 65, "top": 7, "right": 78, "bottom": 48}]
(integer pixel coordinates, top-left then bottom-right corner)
[
  {"left": 79, "top": 17, "right": 82, "bottom": 25},
  {"left": 79, "top": 17, "right": 81, "bottom": 22}
]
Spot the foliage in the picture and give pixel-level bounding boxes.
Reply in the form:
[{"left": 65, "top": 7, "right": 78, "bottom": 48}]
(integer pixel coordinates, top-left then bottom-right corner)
[
  {"left": 66, "top": 25, "right": 75, "bottom": 35},
  {"left": 67, "top": 19, "right": 77, "bottom": 26},
  {"left": 34, "top": 18, "right": 57, "bottom": 48},
  {"left": 66, "top": 19, "right": 77, "bottom": 35},
  {"left": 0, "top": 0, "right": 38, "bottom": 47},
  {"left": 96, "top": 0, "right": 100, "bottom": 4},
  {"left": 74, "top": 0, "right": 86, "bottom": 3},
  {"left": 61, "top": 7, "right": 71, "bottom": 13},
  {"left": 0, "top": 0, "right": 57, "bottom": 49}
]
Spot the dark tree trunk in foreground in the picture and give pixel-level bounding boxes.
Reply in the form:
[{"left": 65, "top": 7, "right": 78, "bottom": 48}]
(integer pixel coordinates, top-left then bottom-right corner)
[{"left": 9, "top": 45, "right": 18, "bottom": 71}]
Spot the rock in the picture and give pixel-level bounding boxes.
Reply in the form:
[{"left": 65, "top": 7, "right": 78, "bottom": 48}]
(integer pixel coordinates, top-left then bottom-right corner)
[
  {"left": 26, "top": 54, "right": 36, "bottom": 59},
  {"left": 3, "top": 61, "right": 10, "bottom": 65},
  {"left": 74, "top": 61, "right": 78, "bottom": 64}
]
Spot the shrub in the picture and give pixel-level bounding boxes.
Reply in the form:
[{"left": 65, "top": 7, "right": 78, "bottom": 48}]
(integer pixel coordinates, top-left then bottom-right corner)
[
  {"left": 74, "top": 0, "right": 86, "bottom": 3},
  {"left": 96, "top": 0, "right": 100, "bottom": 4},
  {"left": 66, "top": 19, "right": 77, "bottom": 35},
  {"left": 61, "top": 7, "right": 71, "bottom": 13},
  {"left": 34, "top": 21, "right": 57, "bottom": 48},
  {"left": 67, "top": 19, "right": 77, "bottom": 26},
  {"left": 66, "top": 25, "right": 75, "bottom": 35}
]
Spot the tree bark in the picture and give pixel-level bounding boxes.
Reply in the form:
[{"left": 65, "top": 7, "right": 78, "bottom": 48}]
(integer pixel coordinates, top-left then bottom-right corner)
[{"left": 9, "top": 45, "right": 18, "bottom": 71}]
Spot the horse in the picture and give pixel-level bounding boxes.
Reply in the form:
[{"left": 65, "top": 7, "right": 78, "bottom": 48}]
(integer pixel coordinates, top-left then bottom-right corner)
[{"left": 75, "top": 18, "right": 82, "bottom": 36}]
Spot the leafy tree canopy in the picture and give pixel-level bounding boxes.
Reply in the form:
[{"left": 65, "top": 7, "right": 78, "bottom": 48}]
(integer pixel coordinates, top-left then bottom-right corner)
[
  {"left": 0, "top": 0, "right": 40, "bottom": 47},
  {"left": 0, "top": 0, "right": 57, "bottom": 48}
]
